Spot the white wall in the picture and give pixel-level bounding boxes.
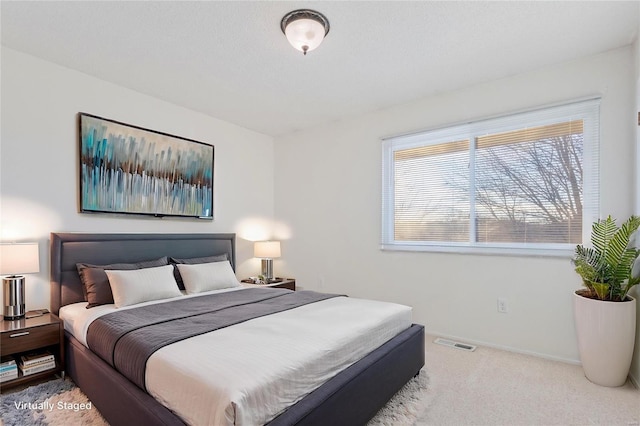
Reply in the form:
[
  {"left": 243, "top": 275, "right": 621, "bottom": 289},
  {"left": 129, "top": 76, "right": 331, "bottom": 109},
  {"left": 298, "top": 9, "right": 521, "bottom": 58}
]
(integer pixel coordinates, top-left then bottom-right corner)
[
  {"left": 0, "top": 48, "right": 275, "bottom": 311},
  {"left": 631, "top": 11, "right": 640, "bottom": 386},
  {"left": 274, "top": 47, "right": 636, "bottom": 364},
  {"left": 3, "top": 43, "right": 637, "bottom": 376}
]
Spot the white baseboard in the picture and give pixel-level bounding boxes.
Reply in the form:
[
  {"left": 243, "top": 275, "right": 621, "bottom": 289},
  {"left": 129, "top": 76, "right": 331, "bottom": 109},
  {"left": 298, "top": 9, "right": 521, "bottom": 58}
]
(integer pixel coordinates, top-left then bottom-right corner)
[{"left": 427, "top": 330, "right": 581, "bottom": 365}]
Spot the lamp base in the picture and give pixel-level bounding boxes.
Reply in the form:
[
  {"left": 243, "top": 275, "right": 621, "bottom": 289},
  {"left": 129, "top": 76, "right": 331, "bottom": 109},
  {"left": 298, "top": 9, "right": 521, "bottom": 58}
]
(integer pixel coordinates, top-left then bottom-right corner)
[
  {"left": 3, "top": 276, "right": 26, "bottom": 320},
  {"left": 261, "top": 259, "right": 274, "bottom": 281}
]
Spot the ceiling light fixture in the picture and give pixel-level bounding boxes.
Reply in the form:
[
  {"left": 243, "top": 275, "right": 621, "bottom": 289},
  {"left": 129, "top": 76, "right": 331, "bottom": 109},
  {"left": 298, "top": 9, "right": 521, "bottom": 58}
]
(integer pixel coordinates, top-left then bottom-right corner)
[{"left": 280, "top": 9, "right": 330, "bottom": 56}]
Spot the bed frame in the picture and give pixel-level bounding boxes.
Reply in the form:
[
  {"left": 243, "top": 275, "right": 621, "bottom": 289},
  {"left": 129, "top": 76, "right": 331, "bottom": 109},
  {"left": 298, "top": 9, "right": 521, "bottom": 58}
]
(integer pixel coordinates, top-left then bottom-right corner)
[{"left": 50, "top": 232, "right": 425, "bottom": 426}]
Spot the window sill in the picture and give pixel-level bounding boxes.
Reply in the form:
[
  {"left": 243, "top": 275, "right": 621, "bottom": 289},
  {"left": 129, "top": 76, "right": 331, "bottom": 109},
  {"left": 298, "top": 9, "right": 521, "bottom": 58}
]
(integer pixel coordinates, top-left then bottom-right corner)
[{"left": 380, "top": 243, "right": 574, "bottom": 258}]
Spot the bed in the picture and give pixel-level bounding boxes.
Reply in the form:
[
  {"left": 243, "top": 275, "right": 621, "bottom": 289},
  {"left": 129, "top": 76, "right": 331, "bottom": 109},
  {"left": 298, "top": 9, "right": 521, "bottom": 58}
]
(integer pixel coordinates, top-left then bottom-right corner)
[{"left": 50, "top": 232, "right": 425, "bottom": 425}]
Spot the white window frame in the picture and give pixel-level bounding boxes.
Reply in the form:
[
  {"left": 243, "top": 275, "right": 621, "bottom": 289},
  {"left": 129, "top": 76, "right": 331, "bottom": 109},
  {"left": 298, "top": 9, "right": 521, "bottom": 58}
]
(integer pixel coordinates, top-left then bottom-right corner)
[{"left": 381, "top": 99, "right": 600, "bottom": 257}]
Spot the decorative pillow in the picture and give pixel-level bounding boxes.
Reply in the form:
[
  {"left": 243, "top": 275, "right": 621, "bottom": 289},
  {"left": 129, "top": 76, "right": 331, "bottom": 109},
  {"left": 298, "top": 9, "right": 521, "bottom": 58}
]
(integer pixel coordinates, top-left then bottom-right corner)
[
  {"left": 76, "top": 257, "right": 169, "bottom": 308},
  {"left": 170, "top": 253, "right": 229, "bottom": 289},
  {"left": 176, "top": 261, "right": 240, "bottom": 294},
  {"left": 105, "top": 265, "right": 182, "bottom": 308}
]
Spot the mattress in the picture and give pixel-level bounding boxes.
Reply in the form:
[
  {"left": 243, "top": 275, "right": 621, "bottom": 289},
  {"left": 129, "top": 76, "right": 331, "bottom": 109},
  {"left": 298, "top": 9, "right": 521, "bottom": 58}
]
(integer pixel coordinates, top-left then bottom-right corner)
[{"left": 60, "top": 288, "right": 412, "bottom": 425}]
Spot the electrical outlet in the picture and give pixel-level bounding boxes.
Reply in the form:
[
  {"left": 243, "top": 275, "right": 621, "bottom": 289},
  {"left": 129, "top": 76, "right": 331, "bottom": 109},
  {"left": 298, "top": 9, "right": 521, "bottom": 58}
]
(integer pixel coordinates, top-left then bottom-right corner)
[{"left": 497, "top": 297, "right": 508, "bottom": 313}]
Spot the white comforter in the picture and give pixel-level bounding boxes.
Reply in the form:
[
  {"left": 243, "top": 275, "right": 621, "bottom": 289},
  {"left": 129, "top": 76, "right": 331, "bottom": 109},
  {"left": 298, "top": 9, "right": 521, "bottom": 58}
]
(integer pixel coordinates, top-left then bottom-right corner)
[{"left": 60, "top": 288, "right": 411, "bottom": 425}]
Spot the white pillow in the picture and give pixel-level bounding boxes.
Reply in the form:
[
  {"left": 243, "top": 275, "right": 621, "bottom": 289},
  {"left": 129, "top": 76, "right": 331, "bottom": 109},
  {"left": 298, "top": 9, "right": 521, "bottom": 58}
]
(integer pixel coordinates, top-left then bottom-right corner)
[
  {"left": 105, "top": 265, "right": 182, "bottom": 308},
  {"left": 176, "top": 261, "right": 240, "bottom": 294}
]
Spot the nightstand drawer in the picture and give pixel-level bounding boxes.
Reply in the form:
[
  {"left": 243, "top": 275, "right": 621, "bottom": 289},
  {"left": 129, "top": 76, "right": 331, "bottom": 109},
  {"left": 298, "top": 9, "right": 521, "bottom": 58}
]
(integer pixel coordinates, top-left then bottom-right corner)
[{"left": 1, "top": 323, "right": 60, "bottom": 354}]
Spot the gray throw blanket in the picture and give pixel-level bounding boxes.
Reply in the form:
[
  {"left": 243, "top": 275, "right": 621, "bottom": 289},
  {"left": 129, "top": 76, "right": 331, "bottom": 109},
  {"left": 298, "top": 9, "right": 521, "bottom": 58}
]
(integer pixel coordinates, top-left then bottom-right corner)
[{"left": 86, "top": 288, "right": 341, "bottom": 390}]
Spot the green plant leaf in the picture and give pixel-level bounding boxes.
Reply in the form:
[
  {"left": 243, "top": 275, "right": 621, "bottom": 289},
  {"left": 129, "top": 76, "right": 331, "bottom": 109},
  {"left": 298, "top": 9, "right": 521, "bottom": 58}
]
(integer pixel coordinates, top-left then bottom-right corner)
[
  {"left": 591, "top": 216, "right": 617, "bottom": 256},
  {"left": 613, "top": 248, "right": 640, "bottom": 284},
  {"left": 591, "top": 282, "right": 609, "bottom": 300},
  {"left": 573, "top": 245, "right": 606, "bottom": 283},
  {"left": 623, "top": 275, "right": 640, "bottom": 300},
  {"left": 607, "top": 216, "right": 640, "bottom": 276},
  {"left": 573, "top": 215, "right": 640, "bottom": 300}
]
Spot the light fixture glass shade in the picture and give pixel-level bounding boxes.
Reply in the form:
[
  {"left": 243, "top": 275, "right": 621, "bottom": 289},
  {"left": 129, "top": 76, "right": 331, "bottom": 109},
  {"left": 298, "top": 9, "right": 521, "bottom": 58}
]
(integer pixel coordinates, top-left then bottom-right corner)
[
  {"left": 254, "top": 241, "right": 281, "bottom": 259},
  {"left": 0, "top": 243, "right": 40, "bottom": 275},
  {"left": 281, "top": 9, "right": 330, "bottom": 55},
  {"left": 285, "top": 18, "right": 325, "bottom": 54}
]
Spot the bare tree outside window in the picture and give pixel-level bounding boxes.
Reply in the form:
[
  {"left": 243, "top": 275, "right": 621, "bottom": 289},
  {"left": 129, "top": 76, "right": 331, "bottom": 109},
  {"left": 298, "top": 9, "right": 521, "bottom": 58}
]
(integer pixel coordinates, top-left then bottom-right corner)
[
  {"left": 392, "top": 121, "right": 585, "bottom": 245},
  {"left": 473, "top": 132, "right": 583, "bottom": 244},
  {"left": 382, "top": 99, "right": 599, "bottom": 254}
]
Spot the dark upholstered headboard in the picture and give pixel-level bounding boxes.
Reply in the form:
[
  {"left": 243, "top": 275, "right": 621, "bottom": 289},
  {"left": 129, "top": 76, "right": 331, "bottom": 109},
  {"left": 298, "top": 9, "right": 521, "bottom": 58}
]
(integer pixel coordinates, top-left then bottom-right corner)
[{"left": 50, "top": 233, "right": 236, "bottom": 314}]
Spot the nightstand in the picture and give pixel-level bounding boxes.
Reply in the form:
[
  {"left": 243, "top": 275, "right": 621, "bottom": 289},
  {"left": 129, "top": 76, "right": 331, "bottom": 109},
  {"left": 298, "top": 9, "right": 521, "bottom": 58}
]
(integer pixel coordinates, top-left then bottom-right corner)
[
  {"left": 0, "top": 313, "right": 64, "bottom": 390},
  {"left": 241, "top": 278, "right": 296, "bottom": 291}
]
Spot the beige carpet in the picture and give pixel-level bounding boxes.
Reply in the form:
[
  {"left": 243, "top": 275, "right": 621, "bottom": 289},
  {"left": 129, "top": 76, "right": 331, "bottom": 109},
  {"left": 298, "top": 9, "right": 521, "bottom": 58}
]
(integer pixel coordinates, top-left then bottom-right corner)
[
  {"left": 415, "top": 334, "right": 640, "bottom": 426},
  {"left": 3, "top": 335, "right": 639, "bottom": 425}
]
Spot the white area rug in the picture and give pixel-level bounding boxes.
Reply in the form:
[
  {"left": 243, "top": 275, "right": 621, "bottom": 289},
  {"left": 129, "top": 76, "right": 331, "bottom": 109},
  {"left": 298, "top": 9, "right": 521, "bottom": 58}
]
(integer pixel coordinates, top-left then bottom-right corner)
[
  {"left": 0, "top": 372, "right": 428, "bottom": 426},
  {"left": 368, "top": 371, "right": 430, "bottom": 425},
  {"left": 0, "top": 379, "right": 107, "bottom": 426}
]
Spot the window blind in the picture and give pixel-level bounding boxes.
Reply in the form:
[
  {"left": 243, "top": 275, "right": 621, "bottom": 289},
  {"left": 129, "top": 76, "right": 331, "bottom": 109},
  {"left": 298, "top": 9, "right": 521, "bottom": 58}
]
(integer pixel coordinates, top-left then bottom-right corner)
[{"left": 381, "top": 98, "right": 600, "bottom": 256}]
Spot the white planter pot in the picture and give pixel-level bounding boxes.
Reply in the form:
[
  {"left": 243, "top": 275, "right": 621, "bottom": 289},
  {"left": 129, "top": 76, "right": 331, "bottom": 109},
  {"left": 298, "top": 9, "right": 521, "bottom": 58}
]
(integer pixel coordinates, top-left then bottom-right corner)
[{"left": 573, "top": 291, "right": 636, "bottom": 387}]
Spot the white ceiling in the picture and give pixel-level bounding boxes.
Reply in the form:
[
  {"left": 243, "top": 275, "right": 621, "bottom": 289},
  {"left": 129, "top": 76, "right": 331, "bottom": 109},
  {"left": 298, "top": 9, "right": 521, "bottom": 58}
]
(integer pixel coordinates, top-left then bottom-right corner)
[{"left": 1, "top": 1, "right": 638, "bottom": 137}]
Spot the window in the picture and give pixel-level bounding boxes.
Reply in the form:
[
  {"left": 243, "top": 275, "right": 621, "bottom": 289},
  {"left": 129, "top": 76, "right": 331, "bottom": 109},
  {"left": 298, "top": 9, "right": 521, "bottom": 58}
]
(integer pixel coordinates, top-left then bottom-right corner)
[{"left": 381, "top": 99, "right": 600, "bottom": 256}]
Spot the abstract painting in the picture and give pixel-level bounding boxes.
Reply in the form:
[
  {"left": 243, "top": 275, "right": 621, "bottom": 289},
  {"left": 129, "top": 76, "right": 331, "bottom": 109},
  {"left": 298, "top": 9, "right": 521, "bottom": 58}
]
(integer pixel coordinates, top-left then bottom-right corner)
[{"left": 79, "top": 113, "right": 214, "bottom": 219}]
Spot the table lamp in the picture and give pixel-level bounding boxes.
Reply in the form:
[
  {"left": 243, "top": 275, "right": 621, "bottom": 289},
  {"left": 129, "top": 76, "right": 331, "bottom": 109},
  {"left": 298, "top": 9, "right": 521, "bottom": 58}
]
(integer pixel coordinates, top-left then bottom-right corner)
[
  {"left": 1, "top": 243, "right": 40, "bottom": 320},
  {"left": 254, "top": 241, "right": 281, "bottom": 282}
]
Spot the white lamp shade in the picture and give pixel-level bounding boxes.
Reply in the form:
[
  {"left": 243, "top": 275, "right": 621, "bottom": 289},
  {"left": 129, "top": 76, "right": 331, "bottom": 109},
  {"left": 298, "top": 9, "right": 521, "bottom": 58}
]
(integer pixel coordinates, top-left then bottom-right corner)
[
  {"left": 0, "top": 243, "right": 40, "bottom": 275},
  {"left": 284, "top": 18, "right": 326, "bottom": 53},
  {"left": 254, "top": 241, "right": 281, "bottom": 259}
]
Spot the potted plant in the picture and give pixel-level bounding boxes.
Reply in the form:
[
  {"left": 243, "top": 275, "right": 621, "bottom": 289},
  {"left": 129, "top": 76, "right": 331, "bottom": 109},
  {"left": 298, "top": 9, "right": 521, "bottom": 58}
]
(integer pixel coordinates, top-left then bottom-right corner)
[{"left": 572, "top": 215, "right": 640, "bottom": 387}]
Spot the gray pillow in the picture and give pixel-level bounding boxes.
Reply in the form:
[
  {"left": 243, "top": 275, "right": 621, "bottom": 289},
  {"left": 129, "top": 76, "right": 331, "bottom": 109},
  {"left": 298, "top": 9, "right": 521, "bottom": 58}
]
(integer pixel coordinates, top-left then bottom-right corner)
[
  {"left": 170, "top": 254, "right": 229, "bottom": 289},
  {"left": 76, "top": 257, "right": 169, "bottom": 308}
]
